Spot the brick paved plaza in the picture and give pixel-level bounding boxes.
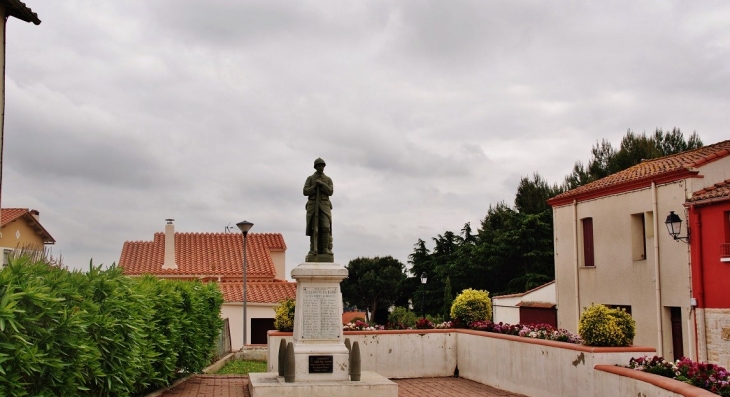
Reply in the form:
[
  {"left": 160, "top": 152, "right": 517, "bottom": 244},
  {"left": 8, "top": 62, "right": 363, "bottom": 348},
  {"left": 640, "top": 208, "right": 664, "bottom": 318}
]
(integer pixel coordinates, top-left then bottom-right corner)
[{"left": 156, "top": 374, "right": 528, "bottom": 397}]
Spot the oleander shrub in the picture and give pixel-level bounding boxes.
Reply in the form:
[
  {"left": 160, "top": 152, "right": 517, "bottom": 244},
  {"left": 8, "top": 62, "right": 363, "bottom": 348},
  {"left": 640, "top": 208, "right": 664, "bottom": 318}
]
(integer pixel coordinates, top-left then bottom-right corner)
[
  {"left": 450, "top": 288, "right": 492, "bottom": 327},
  {"left": 274, "top": 298, "right": 296, "bottom": 331},
  {"left": 578, "top": 303, "right": 636, "bottom": 346},
  {"left": 0, "top": 256, "right": 224, "bottom": 397}
]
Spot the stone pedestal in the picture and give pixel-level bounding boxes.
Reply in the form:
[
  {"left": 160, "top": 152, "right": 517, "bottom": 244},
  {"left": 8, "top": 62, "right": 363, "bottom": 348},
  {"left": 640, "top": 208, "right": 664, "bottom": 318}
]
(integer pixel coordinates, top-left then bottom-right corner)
[
  {"left": 290, "top": 262, "right": 349, "bottom": 381},
  {"left": 249, "top": 262, "right": 398, "bottom": 397}
]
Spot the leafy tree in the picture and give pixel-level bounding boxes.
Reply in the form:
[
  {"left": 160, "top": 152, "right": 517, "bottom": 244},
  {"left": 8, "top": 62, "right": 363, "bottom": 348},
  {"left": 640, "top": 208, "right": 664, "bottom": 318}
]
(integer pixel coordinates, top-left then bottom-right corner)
[
  {"left": 563, "top": 128, "right": 703, "bottom": 189},
  {"left": 341, "top": 256, "right": 406, "bottom": 323},
  {"left": 515, "top": 172, "right": 563, "bottom": 214}
]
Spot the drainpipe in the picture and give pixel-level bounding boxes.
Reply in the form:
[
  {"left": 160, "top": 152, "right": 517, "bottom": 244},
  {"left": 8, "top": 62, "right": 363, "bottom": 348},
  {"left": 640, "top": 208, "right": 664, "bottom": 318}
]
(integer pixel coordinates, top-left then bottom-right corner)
[
  {"left": 651, "top": 182, "right": 663, "bottom": 357},
  {"left": 573, "top": 200, "right": 580, "bottom": 327},
  {"left": 689, "top": 205, "right": 706, "bottom": 361}
]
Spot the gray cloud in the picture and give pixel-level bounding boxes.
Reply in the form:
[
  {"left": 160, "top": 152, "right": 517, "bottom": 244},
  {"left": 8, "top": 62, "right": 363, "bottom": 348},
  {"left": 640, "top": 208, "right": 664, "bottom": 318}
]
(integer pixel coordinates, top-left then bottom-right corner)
[{"left": 2, "top": 1, "right": 729, "bottom": 272}]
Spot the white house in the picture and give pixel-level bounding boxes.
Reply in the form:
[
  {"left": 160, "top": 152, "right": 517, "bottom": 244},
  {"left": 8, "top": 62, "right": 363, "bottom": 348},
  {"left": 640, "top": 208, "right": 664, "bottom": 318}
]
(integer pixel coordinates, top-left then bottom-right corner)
[{"left": 548, "top": 140, "right": 730, "bottom": 361}]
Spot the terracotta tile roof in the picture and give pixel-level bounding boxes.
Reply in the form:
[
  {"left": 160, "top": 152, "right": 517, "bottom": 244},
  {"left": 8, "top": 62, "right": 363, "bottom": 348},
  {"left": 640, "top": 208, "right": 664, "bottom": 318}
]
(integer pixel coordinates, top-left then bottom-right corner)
[
  {"left": 217, "top": 280, "right": 296, "bottom": 303},
  {"left": 687, "top": 179, "right": 730, "bottom": 204},
  {"left": 1, "top": 208, "right": 28, "bottom": 226},
  {"left": 342, "top": 311, "right": 367, "bottom": 324},
  {"left": 0, "top": 208, "right": 56, "bottom": 244},
  {"left": 549, "top": 140, "right": 730, "bottom": 206},
  {"left": 119, "top": 232, "right": 286, "bottom": 278}
]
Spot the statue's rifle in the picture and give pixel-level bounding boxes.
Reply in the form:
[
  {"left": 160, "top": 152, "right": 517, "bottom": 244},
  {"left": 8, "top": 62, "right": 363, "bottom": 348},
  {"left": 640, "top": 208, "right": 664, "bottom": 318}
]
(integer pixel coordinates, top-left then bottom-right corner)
[{"left": 313, "top": 180, "right": 320, "bottom": 256}]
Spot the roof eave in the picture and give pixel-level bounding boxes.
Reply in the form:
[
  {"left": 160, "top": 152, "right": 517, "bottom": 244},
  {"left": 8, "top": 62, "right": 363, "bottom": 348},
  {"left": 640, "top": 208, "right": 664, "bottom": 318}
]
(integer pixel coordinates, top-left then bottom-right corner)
[
  {"left": 684, "top": 195, "right": 730, "bottom": 208},
  {"left": 3, "top": 0, "right": 41, "bottom": 25},
  {"left": 548, "top": 169, "right": 700, "bottom": 207}
]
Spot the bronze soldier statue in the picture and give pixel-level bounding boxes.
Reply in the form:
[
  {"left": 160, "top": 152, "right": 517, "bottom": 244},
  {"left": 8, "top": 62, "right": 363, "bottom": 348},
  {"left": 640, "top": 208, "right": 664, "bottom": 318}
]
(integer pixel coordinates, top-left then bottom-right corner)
[{"left": 304, "top": 157, "right": 334, "bottom": 262}]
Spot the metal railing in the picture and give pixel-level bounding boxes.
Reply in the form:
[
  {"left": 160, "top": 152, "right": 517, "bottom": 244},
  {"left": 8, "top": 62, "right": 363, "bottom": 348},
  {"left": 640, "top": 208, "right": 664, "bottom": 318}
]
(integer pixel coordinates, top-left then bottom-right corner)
[{"left": 213, "top": 318, "right": 231, "bottom": 361}]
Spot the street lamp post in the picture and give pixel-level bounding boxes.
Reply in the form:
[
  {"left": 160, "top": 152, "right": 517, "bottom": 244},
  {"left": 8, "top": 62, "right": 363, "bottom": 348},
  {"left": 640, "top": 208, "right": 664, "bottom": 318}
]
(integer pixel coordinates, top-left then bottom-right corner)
[
  {"left": 237, "top": 220, "right": 254, "bottom": 348},
  {"left": 420, "top": 272, "right": 428, "bottom": 320}
]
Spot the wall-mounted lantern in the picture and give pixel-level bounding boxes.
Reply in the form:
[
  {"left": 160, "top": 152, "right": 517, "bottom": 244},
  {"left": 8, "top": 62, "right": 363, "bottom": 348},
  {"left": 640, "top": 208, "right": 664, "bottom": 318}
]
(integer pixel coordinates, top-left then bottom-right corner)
[{"left": 665, "top": 211, "right": 689, "bottom": 243}]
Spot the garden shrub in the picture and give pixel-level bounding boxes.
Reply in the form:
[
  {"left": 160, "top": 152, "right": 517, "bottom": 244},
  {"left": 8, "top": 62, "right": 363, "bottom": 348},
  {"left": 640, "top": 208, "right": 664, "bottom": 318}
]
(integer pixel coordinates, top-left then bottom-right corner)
[
  {"left": 274, "top": 298, "right": 296, "bottom": 331},
  {"left": 387, "top": 306, "right": 417, "bottom": 329},
  {"left": 0, "top": 256, "right": 224, "bottom": 397},
  {"left": 450, "top": 288, "right": 492, "bottom": 327},
  {"left": 579, "top": 304, "right": 636, "bottom": 346}
]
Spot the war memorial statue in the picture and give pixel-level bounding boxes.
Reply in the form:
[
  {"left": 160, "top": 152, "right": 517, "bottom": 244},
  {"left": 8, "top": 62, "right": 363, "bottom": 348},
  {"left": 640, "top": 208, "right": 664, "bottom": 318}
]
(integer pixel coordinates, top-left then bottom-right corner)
[{"left": 304, "top": 157, "right": 334, "bottom": 262}]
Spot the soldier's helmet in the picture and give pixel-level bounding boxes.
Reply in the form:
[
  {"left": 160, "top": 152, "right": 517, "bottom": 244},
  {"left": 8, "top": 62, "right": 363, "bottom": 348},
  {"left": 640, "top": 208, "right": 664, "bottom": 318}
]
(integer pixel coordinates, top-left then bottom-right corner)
[{"left": 314, "top": 158, "right": 326, "bottom": 167}]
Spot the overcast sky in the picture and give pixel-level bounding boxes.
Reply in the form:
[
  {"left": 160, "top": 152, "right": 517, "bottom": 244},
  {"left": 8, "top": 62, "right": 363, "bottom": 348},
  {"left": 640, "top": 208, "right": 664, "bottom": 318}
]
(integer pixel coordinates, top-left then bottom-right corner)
[{"left": 3, "top": 1, "right": 729, "bottom": 276}]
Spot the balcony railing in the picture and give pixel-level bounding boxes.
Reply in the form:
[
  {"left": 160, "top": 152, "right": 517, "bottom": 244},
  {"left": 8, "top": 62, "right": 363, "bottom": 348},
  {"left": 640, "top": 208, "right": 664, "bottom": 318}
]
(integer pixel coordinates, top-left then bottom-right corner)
[{"left": 722, "top": 243, "right": 730, "bottom": 262}]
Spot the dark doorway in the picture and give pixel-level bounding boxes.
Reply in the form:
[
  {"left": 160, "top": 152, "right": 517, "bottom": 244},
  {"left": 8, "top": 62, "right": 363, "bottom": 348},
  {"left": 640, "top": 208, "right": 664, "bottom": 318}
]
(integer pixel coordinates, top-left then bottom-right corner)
[
  {"left": 519, "top": 306, "right": 557, "bottom": 327},
  {"left": 251, "top": 318, "right": 276, "bottom": 345},
  {"left": 670, "top": 307, "right": 684, "bottom": 360}
]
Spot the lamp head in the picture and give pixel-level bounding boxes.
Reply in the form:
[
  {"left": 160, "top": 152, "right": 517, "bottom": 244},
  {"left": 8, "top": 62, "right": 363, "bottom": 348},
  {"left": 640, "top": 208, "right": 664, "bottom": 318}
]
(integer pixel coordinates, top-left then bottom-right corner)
[
  {"left": 237, "top": 220, "right": 254, "bottom": 235},
  {"left": 664, "top": 211, "right": 682, "bottom": 239}
]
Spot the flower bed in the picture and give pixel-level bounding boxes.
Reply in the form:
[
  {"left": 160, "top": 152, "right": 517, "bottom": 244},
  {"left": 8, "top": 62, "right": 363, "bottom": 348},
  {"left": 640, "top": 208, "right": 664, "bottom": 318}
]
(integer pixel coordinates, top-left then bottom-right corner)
[
  {"left": 468, "top": 320, "right": 582, "bottom": 344},
  {"left": 629, "top": 356, "right": 730, "bottom": 396}
]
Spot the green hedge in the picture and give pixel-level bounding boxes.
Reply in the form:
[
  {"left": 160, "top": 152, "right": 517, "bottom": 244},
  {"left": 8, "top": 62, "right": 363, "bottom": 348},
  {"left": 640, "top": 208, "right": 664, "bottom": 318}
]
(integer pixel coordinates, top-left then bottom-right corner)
[{"left": 0, "top": 257, "right": 223, "bottom": 396}]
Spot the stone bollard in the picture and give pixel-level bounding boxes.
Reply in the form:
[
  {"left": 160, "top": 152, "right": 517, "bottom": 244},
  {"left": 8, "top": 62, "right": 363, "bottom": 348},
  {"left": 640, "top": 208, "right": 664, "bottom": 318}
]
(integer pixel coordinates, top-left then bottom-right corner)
[
  {"left": 344, "top": 338, "right": 351, "bottom": 353},
  {"left": 278, "top": 339, "right": 287, "bottom": 377},
  {"left": 284, "top": 342, "right": 295, "bottom": 383},
  {"left": 350, "top": 341, "right": 361, "bottom": 381}
]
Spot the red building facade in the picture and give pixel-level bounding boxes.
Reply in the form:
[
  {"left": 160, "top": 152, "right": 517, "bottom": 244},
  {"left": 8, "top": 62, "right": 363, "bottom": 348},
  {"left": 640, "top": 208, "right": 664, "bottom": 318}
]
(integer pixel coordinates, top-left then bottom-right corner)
[{"left": 687, "top": 179, "right": 730, "bottom": 368}]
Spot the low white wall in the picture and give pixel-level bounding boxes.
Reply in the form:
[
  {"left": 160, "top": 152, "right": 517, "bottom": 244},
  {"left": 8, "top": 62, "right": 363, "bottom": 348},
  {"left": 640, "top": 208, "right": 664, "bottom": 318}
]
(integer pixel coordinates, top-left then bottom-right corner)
[
  {"left": 456, "top": 330, "right": 654, "bottom": 397},
  {"left": 267, "top": 329, "right": 685, "bottom": 397},
  {"left": 593, "top": 365, "right": 716, "bottom": 397},
  {"left": 492, "top": 305, "right": 520, "bottom": 324},
  {"left": 268, "top": 330, "right": 456, "bottom": 378}
]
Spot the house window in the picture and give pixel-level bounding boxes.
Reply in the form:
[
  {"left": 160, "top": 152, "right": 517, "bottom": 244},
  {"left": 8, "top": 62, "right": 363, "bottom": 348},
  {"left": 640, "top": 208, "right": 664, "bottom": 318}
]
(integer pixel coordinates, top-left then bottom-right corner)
[
  {"left": 722, "top": 211, "right": 730, "bottom": 262},
  {"left": 1, "top": 249, "right": 11, "bottom": 270},
  {"left": 581, "top": 217, "right": 595, "bottom": 267},
  {"left": 631, "top": 213, "right": 647, "bottom": 261}
]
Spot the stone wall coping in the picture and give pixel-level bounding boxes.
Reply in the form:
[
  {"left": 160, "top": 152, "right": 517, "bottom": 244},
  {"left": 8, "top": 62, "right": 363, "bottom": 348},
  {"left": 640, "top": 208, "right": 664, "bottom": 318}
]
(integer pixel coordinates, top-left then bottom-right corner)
[
  {"left": 594, "top": 365, "right": 718, "bottom": 397},
  {"left": 457, "top": 329, "right": 656, "bottom": 353},
  {"left": 269, "top": 328, "right": 655, "bottom": 353}
]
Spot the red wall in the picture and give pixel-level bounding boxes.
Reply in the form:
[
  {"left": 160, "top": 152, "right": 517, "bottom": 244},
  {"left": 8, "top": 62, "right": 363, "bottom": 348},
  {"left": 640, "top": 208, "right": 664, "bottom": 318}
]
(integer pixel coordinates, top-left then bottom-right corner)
[{"left": 689, "top": 201, "right": 730, "bottom": 308}]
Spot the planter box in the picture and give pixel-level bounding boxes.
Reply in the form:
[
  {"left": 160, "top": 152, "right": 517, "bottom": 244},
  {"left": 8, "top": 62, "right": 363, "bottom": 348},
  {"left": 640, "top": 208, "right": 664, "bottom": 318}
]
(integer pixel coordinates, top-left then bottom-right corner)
[
  {"left": 594, "top": 365, "right": 717, "bottom": 397},
  {"left": 456, "top": 329, "right": 654, "bottom": 397}
]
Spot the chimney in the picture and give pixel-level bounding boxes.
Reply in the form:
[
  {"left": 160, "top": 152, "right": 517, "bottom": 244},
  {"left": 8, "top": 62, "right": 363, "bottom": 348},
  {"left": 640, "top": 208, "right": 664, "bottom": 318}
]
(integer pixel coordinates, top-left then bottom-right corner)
[{"left": 162, "top": 219, "right": 177, "bottom": 270}]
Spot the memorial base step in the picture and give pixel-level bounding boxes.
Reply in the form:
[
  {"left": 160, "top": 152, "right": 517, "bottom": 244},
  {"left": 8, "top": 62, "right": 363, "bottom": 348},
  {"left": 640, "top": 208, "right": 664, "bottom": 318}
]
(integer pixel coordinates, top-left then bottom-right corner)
[{"left": 248, "top": 371, "right": 398, "bottom": 397}]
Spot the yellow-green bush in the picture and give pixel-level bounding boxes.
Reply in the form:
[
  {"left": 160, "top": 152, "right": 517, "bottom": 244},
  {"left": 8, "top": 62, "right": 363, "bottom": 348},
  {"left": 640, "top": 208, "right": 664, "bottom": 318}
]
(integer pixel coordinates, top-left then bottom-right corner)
[
  {"left": 274, "top": 298, "right": 296, "bottom": 331},
  {"left": 579, "top": 304, "right": 636, "bottom": 346},
  {"left": 450, "top": 288, "right": 492, "bottom": 327}
]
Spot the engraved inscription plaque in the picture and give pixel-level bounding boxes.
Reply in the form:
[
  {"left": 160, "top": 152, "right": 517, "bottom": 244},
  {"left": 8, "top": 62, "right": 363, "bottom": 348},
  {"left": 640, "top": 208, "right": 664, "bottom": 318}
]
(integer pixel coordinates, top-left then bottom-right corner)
[
  {"left": 309, "top": 355, "right": 334, "bottom": 373},
  {"left": 301, "top": 286, "right": 340, "bottom": 340}
]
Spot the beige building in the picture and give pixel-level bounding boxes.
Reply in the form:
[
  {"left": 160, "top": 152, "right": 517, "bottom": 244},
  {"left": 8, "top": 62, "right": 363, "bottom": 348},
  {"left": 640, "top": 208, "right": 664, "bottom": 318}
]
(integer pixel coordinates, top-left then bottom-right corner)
[
  {"left": 118, "top": 220, "right": 296, "bottom": 350},
  {"left": 0, "top": 208, "right": 55, "bottom": 267},
  {"left": 548, "top": 140, "right": 730, "bottom": 360}
]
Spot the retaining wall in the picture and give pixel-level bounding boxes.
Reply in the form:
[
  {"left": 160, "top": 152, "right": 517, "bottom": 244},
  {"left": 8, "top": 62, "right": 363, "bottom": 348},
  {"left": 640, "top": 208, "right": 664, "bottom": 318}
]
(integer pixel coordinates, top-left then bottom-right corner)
[{"left": 267, "top": 329, "right": 719, "bottom": 397}]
